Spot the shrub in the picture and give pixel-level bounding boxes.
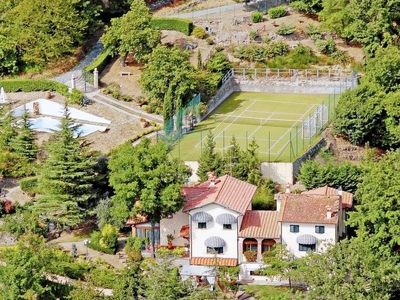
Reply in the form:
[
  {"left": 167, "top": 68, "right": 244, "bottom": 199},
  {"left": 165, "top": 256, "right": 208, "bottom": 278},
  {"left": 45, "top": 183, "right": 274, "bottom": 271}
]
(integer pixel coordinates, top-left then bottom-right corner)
[
  {"left": 263, "top": 36, "right": 271, "bottom": 43},
  {"left": 276, "top": 23, "right": 296, "bottom": 35},
  {"left": 243, "top": 250, "right": 257, "bottom": 262},
  {"left": 150, "top": 18, "right": 193, "bottom": 35},
  {"left": 315, "top": 38, "right": 337, "bottom": 55},
  {"left": 2, "top": 200, "right": 15, "bottom": 214},
  {"left": 251, "top": 11, "right": 264, "bottom": 23},
  {"left": 88, "top": 267, "right": 118, "bottom": 289},
  {"left": 268, "top": 6, "right": 287, "bottom": 19},
  {"left": 99, "top": 224, "right": 118, "bottom": 249},
  {"left": 192, "top": 27, "right": 207, "bottom": 39},
  {"left": 305, "top": 23, "right": 321, "bottom": 36},
  {"left": 206, "top": 38, "right": 214, "bottom": 45},
  {"left": 249, "top": 30, "right": 259, "bottom": 40},
  {"left": 156, "top": 247, "right": 172, "bottom": 258},
  {"left": 88, "top": 231, "right": 116, "bottom": 254},
  {"left": 19, "top": 177, "right": 39, "bottom": 196},
  {"left": 215, "top": 45, "right": 224, "bottom": 52},
  {"left": 172, "top": 247, "right": 186, "bottom": 257}
]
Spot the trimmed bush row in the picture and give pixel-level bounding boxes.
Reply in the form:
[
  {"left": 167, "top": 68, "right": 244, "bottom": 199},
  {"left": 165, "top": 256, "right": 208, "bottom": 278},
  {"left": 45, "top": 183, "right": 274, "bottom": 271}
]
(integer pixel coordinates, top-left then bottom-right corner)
[
  {"left": 150, "top": 18, "right": 193, "bottom": 35},
  {"left": 84, "top": 51, "right": 112, "bottom": 74},
  {"left": 0, "top": 79, "right": 83, "bottom": 104}
]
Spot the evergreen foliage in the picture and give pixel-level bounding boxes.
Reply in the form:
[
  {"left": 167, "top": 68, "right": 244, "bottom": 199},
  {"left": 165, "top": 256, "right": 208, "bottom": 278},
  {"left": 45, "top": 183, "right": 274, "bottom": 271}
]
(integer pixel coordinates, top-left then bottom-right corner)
[
  {"left": 33, "top": 104, "right": 96, "bottom": 228},
  {"left": 197, "top": 131, "right": 223, "bottom": 181}
]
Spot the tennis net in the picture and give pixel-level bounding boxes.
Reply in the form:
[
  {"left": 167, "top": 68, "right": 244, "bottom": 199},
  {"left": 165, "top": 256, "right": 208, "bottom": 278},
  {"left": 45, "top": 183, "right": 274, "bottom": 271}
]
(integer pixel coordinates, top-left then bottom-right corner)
[{"left": 214, "top": 114, "right": 300, "bottom": 128}]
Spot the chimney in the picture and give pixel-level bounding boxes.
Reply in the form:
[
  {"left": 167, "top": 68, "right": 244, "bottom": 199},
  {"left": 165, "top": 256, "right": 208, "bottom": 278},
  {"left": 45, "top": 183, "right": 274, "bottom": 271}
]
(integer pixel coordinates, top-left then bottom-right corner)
[
  {"left": 207, "top": 171, "right": 216, "bottom": 187},
  {"left": 274, "top": 193, "right": 283, "bottom": 213},
  {"left": 326, "top": 206, "right": 332, "bottom": 219},
  {"left": 338, "top": 186, "right": 343, "bottom": 196},
  {"left": 285, "top": 183, "right": 290, "bottom": 194}
]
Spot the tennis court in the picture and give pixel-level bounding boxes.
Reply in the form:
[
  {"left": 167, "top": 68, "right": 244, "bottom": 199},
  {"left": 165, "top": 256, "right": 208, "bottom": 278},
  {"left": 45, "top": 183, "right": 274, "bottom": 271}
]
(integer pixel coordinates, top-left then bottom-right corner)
[{"left": 170, "top": 92, "right": 335, "bottom": 162}]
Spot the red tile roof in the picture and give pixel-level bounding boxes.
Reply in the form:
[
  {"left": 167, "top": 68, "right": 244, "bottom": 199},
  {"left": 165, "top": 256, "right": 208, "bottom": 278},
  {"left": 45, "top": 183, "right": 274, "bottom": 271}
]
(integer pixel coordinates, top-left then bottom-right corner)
[
  {"left": 301, "top": 186, "right": 353, "bottom": 208},
  {"left": 126, "top": 215, "right": 147, "bottom": 225},
  {"left": 279, "top": 194, "right": 340, "bottom": 224},
  {"left": 179, "top": 224, "right": 189, "bottom": 238},
  {"left": 191, "top": 257, "right": 238, "bottom": 267},
  {"left": 183, "top": 175, "right": 257, "bottom": 215},
  {"left": 239, "top": 211, "right": 279, "bottom": 238}
]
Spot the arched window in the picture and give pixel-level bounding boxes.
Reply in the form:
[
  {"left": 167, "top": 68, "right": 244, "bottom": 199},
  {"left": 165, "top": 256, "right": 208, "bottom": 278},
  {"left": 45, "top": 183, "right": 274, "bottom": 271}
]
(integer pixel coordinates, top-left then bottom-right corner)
[
  {"left": 243, "top": 238, "right": 258, "bottom": 252},
  {"left": 262, "top": 239, "right": 276, "bottom": 253}
]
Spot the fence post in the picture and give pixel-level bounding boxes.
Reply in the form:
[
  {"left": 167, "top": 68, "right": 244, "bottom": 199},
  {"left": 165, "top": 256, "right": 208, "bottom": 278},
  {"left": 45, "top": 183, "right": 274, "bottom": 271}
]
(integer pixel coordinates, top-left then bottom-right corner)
[
  {"left": 296, "top": 126, "right": 299, "bottom": 157},
  {"left": 289, "top": 132, "right": 292, "bottom": 162},
  {"left": 268, "top": 131, "right": 271, "bottom": 162}
]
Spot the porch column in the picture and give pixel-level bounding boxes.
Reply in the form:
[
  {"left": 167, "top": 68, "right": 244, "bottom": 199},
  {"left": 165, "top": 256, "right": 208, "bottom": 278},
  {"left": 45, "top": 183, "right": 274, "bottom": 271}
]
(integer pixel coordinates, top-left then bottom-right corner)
[
  {"left": 131, "top": 225, "right": 137, "bottom": 237},
  {"left": 238, "top": 238, "right": 244, "bottom": 264},
  {"left": 257, "top": 239, "right": 263, "bottom": 262}
]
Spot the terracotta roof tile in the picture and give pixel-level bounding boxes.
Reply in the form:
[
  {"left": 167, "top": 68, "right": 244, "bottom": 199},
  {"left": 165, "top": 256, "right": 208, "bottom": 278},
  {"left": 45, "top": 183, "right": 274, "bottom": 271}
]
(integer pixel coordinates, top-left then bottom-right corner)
[
  {"left": 179, "top": 224, "right": 189, "bottom": 238},
  {"left": 191, "top": 257, "right": 238, "bottom": 267},
  {"left": 280, "top": 194, "right": 340, "bottom": 224},
  {"left": 183, "top": 175, "right": 257, "bottom": 214},
  {"left": 302, "top": 186, "right": 353, "bottom": 208},
  {"left": 239, "top": 211, "right": 279, "bottom": 238},
  {"left": 126, "top": 215, "right": 147, "bottom": 225}
]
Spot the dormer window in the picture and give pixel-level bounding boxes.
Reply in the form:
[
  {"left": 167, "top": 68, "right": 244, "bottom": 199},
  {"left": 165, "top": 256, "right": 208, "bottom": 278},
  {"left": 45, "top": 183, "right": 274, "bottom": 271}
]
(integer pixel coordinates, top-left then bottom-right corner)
[{"left": 198, "top": 222, "right": 207, "bottom": 229}]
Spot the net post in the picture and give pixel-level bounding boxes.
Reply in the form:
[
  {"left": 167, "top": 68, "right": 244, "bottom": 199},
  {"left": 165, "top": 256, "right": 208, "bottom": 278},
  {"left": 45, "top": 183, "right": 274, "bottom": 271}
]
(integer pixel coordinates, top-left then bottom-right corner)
[
  {"left": 268, "top": 131, "right": 271, "bottom": 163},
  {"left": 200, "top": 130, "right": 203, "bottom": 156}
]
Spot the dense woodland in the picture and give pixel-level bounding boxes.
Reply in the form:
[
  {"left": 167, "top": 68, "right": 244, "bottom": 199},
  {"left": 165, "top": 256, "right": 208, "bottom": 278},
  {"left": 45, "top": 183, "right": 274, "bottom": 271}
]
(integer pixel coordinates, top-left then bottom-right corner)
[{"left": 0, "top": 0, "right": 400, "bottom": 299}]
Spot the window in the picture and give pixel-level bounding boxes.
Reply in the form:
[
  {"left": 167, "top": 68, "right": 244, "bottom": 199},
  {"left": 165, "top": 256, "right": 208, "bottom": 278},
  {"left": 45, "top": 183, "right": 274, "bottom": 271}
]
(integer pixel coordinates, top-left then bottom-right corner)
[
  {"left": 198, "top": 222, "right": 207, "bottom": 229},
  {"left": 207, "top": 247, "right": 223, "bottom": 254},
  {"left": 223, "top": 224, "right": 232, "bottom": 230},
  {"left": 262, "top": 239, "right": 276, "bottom": 253},
  {"left": 290, "top": 225, "right": 299, "bottom": 233},
  {"left": 315, "top": 226, "right": 325, "bottom": 234},
  {"left": 243, "top": 238, "right": 258, "bottom": 252},
  {"left": 299, "top": 244, "right": 316, "bottom": 252}
]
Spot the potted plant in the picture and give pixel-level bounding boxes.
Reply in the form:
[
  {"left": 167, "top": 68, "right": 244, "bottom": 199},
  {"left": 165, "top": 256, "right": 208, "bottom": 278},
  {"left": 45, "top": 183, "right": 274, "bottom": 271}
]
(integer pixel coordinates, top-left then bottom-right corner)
[
  {"left": 243, "top": 249, "right": 257, "bottom": 262},
  {"left": 167, "top": 234, "right": 174, "bottom": 249}
]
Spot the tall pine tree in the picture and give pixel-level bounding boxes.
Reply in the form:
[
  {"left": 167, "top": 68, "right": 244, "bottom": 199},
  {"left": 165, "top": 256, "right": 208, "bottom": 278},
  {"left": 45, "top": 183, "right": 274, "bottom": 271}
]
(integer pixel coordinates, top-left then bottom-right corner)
[
  {"left": 196, "top": 131, "right": 223, "bottom": 181},
  {"left": 33, "top": 104, "right": 95, "bottom": 228}
]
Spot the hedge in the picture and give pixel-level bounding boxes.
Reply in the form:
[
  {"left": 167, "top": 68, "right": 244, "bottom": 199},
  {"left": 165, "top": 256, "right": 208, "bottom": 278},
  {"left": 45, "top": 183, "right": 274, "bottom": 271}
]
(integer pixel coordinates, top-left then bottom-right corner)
[
  {"left": 84, "top": 51, "right": 112, "bottom": 74},
  {"left": 268, "top": 6, "right": 287, "bottom": 19},
  {"left": 150, "top": 18, "right": 193, "bottom": 35},
  {"left": 0, "top": 79, "right": 83, "bottom": 104}
]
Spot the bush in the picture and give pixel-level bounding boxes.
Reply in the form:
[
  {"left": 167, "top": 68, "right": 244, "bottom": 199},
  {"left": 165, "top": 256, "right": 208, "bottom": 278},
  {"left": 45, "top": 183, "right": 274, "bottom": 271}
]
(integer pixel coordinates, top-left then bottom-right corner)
[
  {"left": 276, "top": 23, "right": 296, "bottom": 35},
  {"left": 0, "top": 79, "right": 84, "bottom": 104},
  {"left": 249, "top": 31, "right": 259, "bottom": 40},
  {"left": 88, "top": 231, "right": 116, "bottom": 254},
  {"left": 192, "top": 27, "right": 207, "bottom": 39},
  {"left": 99, "top": 224, "right": 118, "bottom": 249},
  {"left": 88, "top": 267, "right": 118, "bottom": 289},
  {"left": 206, "top": 38, "right": 214, "bottom": 45},
  {"left": 268, "top": 6, "right": 287, "bottom": 19},
  {"left": 251, "top": 11, "right": 264, "bottom": 23},
  {"left": 150, "top": 18, "right": 193, "bottom": 35},
  {"left": 172, "top": 247, "right": 186, "bottom": 257},
  {"left": 19, "top": 177, "right": 39, "bottom": 196},
  {"left": 315, "top": 38, "right": 337, "bottom": 55}
]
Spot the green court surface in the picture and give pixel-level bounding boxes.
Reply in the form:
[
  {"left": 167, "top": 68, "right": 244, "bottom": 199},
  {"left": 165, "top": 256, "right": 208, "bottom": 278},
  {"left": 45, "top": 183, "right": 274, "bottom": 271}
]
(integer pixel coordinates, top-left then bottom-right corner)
[{"left": 170, "top": 92, "right": 333, "bottom": 162}]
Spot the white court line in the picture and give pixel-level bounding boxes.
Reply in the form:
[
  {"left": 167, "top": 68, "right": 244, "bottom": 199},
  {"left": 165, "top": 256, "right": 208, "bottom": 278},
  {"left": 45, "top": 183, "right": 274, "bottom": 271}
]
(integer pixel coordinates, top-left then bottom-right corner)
[
  {"left": 268, "top": 104, "right": 318, "bottom": 155},
  {"left": 248, "top": 112, "right": 274, "bottom": 140},
  {"left": 245, "top": 110, "right": 304, "bottom": 116},
  {"left": 250, "top": 99, "right": 319, "bottom": 105},
  {"left": 213, "top": 100, "right": 258, "bottom": 141}
]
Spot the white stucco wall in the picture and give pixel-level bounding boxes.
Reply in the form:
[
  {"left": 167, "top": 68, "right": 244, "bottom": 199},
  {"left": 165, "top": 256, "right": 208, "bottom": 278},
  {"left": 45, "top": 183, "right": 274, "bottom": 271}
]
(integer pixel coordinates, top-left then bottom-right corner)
[
  {"left": 261, "top": 162, "right": 294, "bottom": 184},
  {"left": 281, "top": 222, "right": 337, "bottom": 258},
  {"left": 190, "top": 204, "right": 240, "bottom": 259},
  {"left": 160, "top": 210, "right": 189, "bottom": 247}
]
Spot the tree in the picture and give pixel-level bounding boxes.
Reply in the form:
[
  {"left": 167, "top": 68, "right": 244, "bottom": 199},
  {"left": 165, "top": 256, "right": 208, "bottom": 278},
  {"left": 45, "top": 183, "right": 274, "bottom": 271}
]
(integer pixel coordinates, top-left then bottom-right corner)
[
  {"left": 139, "top": 45, "right": 197, "bottom": 122},
  {"left": 0, "top": 109, "right": 18, "bottom": 151},
  {"left": 33, "top": 105, "right": 96, "bottom": 228},
  {"left": 108, "top": 138, "right": 190, "bottom": 255},
  {"left": 95, "top": 197, "right": 113, "bottom": 229},
  {"left": 112, "top": 263, "right": 143, "bottom": 300},
  {"left": 241, "top": 139, "right": 263, "bottom": 185},
  {"left": 101, "top": 0, "right": 160, "bottom": 63},
  {"left": 347, "top": 150, "right": 400, "bottom": 251},
  {"left": 298, "top": 238, "right": 400, "bottom": 299},
  {"left": 10, "top": 107, "right": 38, "bottom": 161},
  {"left": 298, "top": 159, "right": 363, "bottom": 194},
  {"left": 333, "top": 83, "right": 387, "bottom": 147},
  {"left": 196, "top": 131, "right": 223, "bottom": 181}
]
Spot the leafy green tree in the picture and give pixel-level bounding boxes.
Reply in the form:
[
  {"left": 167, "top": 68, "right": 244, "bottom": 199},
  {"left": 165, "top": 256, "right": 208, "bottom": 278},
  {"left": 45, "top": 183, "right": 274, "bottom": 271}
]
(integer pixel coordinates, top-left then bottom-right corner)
[
  {"left": 290, "top": 0, "right": 323, "bottom": 14},
  {"left": 10, "top": 108, "right": 38, "bottom": 161},
  {"left": 139, "top": 45, "right": 197, "bottom": 123},
  {"left": 101, "top": 0, "right": 160, "bottom": 63},
  {"left": 334, "top": 83, "right": 387, "bottom": 147},
  {"left": 242, "top": 139, "right": 263, "bottom": 185},
  {"left": 348, "top": 150, "right": 400, "bottom": 251},
  {"left": 298, "top": 159, "right": 363, "bottom": 194},
  {"left": 95, "top": 197, "right": 113, "bottom": 229},
  {"left": 252, "top": 179, "right": 276, "bottom": 210},
  {"left": 0, "top": 109, "right": 18, "bottom": 151},
  {"left": 205, "top": 52, "right": 232, "bottom": 76},
  {"left": 108, "top": 138, "right": 190, "bottom": 254},
  {"left": 112, "top": 263, "right": 143, "bottom": 300},
  {"left": 298, "top": 238, "right": 400, "bottom": 299},
  {"left": 33, "top": 105, "right": 96, "bottom": 228},
  {"left": 0, "top": 0, "right": 91, "bottom": 68},
  {"left": 197, "top": 131, "right": 223, "bottom": 181}
]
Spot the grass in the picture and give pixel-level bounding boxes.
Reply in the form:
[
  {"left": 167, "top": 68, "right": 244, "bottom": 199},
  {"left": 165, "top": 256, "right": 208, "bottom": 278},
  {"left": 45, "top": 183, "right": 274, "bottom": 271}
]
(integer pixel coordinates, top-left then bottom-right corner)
[
  {"left": 170, "top": 92, "right": 331, "bottom": 162},
  {"left": 242, "top": 285, "right": 293, "bottom": 299}
]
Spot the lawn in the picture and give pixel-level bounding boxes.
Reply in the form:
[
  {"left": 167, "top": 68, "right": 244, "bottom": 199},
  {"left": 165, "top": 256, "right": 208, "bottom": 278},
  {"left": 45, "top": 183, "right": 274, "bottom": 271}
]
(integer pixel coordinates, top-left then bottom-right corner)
[
  {"left": 242, "top": 285, "right": 293, "bottom": 299},
  {"left": 170, "top": 92, "right": 332, "bottom": 162}
]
